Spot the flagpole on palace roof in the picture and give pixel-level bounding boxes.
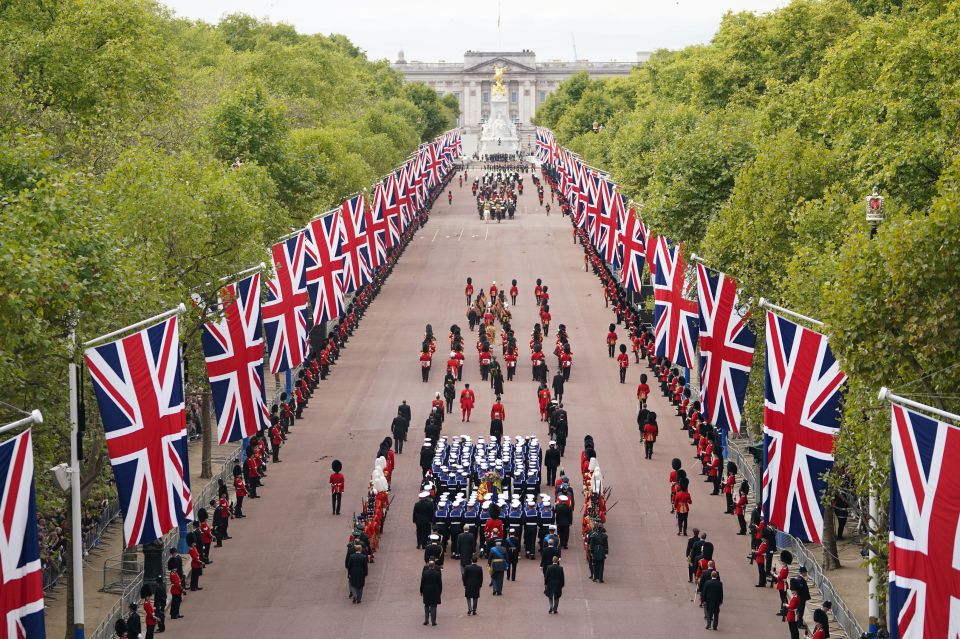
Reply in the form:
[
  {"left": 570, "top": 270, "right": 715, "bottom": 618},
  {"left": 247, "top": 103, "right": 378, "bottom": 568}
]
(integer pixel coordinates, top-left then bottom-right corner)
[
  {"left": 84, "top": 303, "right": 188, "bottom": 349},
  {"left": 757, "top": 298, "right": 824, "bottom": 327}
]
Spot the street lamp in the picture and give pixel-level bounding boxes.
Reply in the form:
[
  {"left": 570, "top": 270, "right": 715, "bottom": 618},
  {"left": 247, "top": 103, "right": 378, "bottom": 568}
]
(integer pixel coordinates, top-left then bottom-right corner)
[{"left": 865, "top": 186, "right": 884, "bottom": 237}]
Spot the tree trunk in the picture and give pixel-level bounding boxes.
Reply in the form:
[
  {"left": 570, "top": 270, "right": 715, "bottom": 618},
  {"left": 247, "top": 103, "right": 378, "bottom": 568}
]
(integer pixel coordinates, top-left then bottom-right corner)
[
  {"left": 201, "top": 391, "right": 212, "bottom": 479},
  {"left": 822, "top": 504, "right": 842, "bottom": 570}
]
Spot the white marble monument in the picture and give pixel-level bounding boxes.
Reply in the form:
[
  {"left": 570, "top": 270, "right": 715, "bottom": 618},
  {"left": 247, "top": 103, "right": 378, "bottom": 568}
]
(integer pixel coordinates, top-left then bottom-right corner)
[{"left": 479, "top": 65, "right": 519, "bottom": 157}]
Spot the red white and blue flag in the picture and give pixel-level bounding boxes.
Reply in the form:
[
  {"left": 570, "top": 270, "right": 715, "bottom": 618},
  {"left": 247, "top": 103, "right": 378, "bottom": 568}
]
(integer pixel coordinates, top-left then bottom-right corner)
[
  {"left": 696, "top": 264, "right": 755, "bottom": 434},
  {"left": 597, "top": 178, "right": 626, "bottom": 267},
  {"left": 363, "top": 185, "right": 389, "bottom": 267},
  {"left": 338, "top": 194, "right": 372, "bottom": 292},
  {"left": 84, "top": 317, "right": 194, "bottom": 547},
  {"left": 584, "top": 170, "right": 604, "bottom": 246},
  {"left": 618, "top": 209, "right": 647, "bottom": 293},
  {"left": 888, "top": 403, "right": 960, "bottom": 639},
  {"left": 263, "top": 232, "right": 312, "bottom": 374},
  {"left": 653, "top": 240, "right": 699, "bottom": 368},
  {"left": 762, "top": 311, "right": 846, "bottom": 543},
  {"left": 535, "top": 128, "right": 552, "bottom": 163},
  {"left": 378, "top": 175, "right": 403, "bottom": 246},
  {"left": 201, "top": 273, "right": 271, "bottom": 444},
  {"left": 1, "top": 429, "right": 45, "bottom": 639},
  {"left": 304, "top": 213, "right": 347, "bottom": 325}
]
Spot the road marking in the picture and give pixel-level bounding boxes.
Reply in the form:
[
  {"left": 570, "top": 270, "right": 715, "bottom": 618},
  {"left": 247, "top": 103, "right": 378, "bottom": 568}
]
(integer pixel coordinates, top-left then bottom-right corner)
[
  {"left": 484, "top": 226, "right": 489, "bottom": 241},
  {"left": 431, "top": 229, "right": 439, "bottom": 242},
  {"left": 457, "top": 226, "right": 464, "bottom": 241}
]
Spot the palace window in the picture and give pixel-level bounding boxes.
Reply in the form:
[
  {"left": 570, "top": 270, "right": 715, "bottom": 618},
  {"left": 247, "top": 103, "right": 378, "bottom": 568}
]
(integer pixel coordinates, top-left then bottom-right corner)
[
  {"left": 510, "top": 91, "right": 518, "bottom": 103},
  {"left": 482, "top": 91, "right": 489, "bottom": 104},
  {"left": 538, "top": 91, "right": 547, "bottom": 103}
]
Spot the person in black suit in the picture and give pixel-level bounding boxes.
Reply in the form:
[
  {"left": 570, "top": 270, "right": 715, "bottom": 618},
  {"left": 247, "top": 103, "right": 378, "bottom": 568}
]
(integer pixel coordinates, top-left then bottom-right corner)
[
  {"left": 457, "top": 525, "right": 476, "bottom": 574},
  {"left": 702, "top": 571, "right": 724, "bottom": 630},
  {"left": 346, "top": 545, "right": 368, "bottom": 604},
  {"left": 391, "top": 410, "right": 409, "bottom": 454},
  {"left": 543, "top": 556, "right": 565, "bottom": 614},
  {"left": 420, "top": 561, "right": 443, "bottom": 626},
  {"left": 540, "top": 537, "right": 560, "bottom": 574},
  {"left": 461, "top": 555, "right": 484, "bottom": 615}
]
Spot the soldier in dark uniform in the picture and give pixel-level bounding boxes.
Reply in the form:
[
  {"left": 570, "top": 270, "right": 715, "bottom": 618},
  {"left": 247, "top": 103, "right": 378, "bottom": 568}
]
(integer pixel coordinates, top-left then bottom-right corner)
[
  {"left": 125, "top": 603, "right": 141, "bottom": 639},
  {"left": 523, "top": 500, "right": 539, "bottom": 559},
  {"left": 152, "top": 575, "right": 167, "bottom": 633},
  {"left": 554, "top": 495, "right": 573, "bottom": 549},
  {"left": 588, "top": 524, "right": 609, "bottom": 582},
  {"left": 506, "top": 527, "right": 521, "bottom": 581},
  {"left": 544, "top": 442, "right": 561, "bottom": 486},
  {"left": 413, "top": 491, "right": 435, "bottom": 549},
  {"left": 424, "top": 533, "right": 444, "bottom": 567}
]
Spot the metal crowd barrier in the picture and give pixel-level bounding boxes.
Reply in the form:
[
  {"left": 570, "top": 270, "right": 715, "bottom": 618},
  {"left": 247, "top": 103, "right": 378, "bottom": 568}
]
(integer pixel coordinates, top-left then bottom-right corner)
[{"left": 86, "top": 446, "right": 240, "bottom": 639}]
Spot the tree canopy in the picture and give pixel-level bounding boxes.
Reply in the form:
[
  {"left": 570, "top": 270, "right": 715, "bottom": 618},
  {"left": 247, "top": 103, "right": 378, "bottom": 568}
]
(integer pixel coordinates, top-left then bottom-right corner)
[
  {"left": 535, "top": 0, "right": 960, "bottom": 611},
  {"left": 0, "top": 0, "right": 457, "bottom": 509}
]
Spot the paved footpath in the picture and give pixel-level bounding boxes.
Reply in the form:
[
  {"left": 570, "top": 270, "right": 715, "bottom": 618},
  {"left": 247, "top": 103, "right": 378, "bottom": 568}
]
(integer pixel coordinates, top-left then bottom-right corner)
[{"left": 168, "top": 172, "right": 787, "bottom": 638}]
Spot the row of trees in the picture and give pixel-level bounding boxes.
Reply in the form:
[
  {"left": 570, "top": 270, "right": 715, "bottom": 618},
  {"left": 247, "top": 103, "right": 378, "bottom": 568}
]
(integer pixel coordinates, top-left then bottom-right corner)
[
  {"left": 0, "top": 2, "right": 458, "bottom": 511},
  {"left": 535, "top": 0, "right": 959, "bottom": 606}
]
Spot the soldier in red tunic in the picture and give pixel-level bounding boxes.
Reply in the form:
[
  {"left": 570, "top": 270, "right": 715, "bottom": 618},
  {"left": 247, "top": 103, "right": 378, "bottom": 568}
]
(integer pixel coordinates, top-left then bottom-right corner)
[
  {"left": 420, "top": 346, "right": 432, "bottom": 383},
  {"left": 537, "top": 384, "right": 552, "bottom": 421},
  {"left": 329, "top": 459, "right": 345, "bottom": 515},
  {"left": 232, "top": 465, "right": 247, "bottom": 518},
  {"left": 606, "top": 324, "right": 617, "bottom": 358},
  {"left": 509, "top": 279, "right": 519, "bottom": 305},
  {"left": 491, "top": 397, "right": 506, "bottom": 421},
  {"left": 270, "top": 423, "right": 283, "bottom": 463},
  {"left": 465, "top": 277, "right": 474, "bottom": 305},
  {"left": 673, "top": 476, "right": 692, "bottom": 536},
  {"left": 460, "top": 383, "right": 476, "bottom": 422},
  {"left": 534, "top": 278, "right": 543, "bottom": 305},
  {"left": 616, "top": 344, "right": 630, "bottom": 384}
]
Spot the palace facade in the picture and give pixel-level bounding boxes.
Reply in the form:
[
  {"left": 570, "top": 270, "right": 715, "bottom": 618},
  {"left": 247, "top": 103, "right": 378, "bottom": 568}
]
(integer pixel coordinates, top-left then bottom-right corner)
[{"left": 392, "top": 50, "right": 647, "bottom": 129}]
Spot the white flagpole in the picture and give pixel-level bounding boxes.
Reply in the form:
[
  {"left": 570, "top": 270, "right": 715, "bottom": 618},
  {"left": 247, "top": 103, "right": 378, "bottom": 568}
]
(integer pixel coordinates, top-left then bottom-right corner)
[
  {"left": 757, "top": 297, "right": 824, "bottom": 327},
  {"left": 875, "top": 387, "right": 960, "bottom": 636},
  {"left": 84, "top": 303, "right": 187, "bottom": 348},
  {"left": 218, "top": 262, "right": 266, "bottom": 283},
  {"left": 69, "top": 329, "right": 86, "bottom": 639},
  {"left": 0, "top": 409, "right": 43, "bottom": 437},
  {"left": 878, "top": 387, "right": 960, "bottom": 424}
]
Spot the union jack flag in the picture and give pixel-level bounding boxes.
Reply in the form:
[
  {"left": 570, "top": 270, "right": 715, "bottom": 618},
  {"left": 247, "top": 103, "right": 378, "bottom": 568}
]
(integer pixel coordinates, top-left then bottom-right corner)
[
  {"left": 646, "top": 231, "right": 662, "bottom": 277},
  {"left": 696, "top": 264, "right": 755, "bottom": 434},
  {"left": 395, "top": 164, "right": 415, "bottom": 224},
  {"left": 653, "top": 240, "right": 699, "bottom": 368},
  {"left": 380, "top": 175, "right": 404, "bottom": 245},
  {"left": 618, "top": 209, "right": 647, "bottom": 293},
  {"left": 85, "top": 317, "right": 194, "bottom": 547},
  {"left": 888, "top": 403, "right": 960, "bottom": 639},
  {"left": 338, "top": 194, "right": 372, "bottom": 292},
  {"left": 1, "top": 429, "right": 45, "bottom": 639},
  {"left": 450, "top": 129, "right": 463, "bottom": 158},
  {"left": 761, "top": 311, "right": 846, "bottom": 543},
  {"left": 597, "top": 178, "right": 625, "bottom": 267},
  {"left": 535, "top": 128, "right": 552, "bottom": 163},
  {"left": 363, "top": 185, "right": 389, "bottom": 267},
  {"left": 304, "top": 213, "right": 347, "bottom": 324},
  {"left": 584, "top": 170, "right": 604, "bottom": 247},
  {"left": 264, "top": 232, "right": 312, "bottom": 374},
  {"left": 403, "top": 159, "right": 421, "bottom": 214},
  {"left": 201, "top": 273, "right": 270, "bottom": 444}
]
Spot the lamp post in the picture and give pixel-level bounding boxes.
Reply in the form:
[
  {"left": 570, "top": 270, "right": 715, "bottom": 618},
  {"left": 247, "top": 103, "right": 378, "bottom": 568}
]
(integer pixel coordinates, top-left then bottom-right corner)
[
  {"left": 865, "top": 186, "right": 884, "bottom": 238},
  {"left": 864, "top": 186, "right": 884, "bottom": 637}
]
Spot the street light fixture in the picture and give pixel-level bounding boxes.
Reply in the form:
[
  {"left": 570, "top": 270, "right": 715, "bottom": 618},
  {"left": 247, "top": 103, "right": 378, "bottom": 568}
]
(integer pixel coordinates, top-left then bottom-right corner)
[{"left": 865, "top": 186, "right": 884, "bottom": 237}]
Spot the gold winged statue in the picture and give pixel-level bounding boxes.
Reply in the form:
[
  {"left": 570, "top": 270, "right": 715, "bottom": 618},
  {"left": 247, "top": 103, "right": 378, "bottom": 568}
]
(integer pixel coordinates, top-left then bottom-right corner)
[{"left": 492, "top": 64, "right": 507, "bottom": 97}]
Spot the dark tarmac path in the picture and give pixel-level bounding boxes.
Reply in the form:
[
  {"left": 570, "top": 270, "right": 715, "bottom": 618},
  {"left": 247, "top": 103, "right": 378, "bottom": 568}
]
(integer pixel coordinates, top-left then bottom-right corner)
[{"left": 170, "top": 169, "right": 784, "bottom": 638}]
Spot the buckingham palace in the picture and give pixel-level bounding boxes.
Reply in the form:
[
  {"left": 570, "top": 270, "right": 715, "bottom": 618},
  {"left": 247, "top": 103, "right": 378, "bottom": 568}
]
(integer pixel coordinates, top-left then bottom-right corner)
[{"left": 393, "top": 50, "right": 647, "bottom": 130}]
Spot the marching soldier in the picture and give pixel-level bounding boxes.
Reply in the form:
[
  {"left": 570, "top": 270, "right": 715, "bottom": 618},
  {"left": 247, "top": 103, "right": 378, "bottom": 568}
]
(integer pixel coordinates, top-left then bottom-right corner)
[
  {"left": 606, "top": 324, "right": 618, "bottom": 358},
  {"left": 617, "top": 344, "right": 630, "bottom": 384},
  {"left": 459, "top": 383, "right": 476, "bottom": 422},
  {"left": 413, "top": 491, "right": 435, "bottom": 549},
  {"left": 554, "top": 495, "right": 573, "bottom": 549},
  {"left": 391, "top": 408, "right": 409, "bottom": 454},
  {"left": 420, "top": 346, "right": 432, "bottom": 382}
]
